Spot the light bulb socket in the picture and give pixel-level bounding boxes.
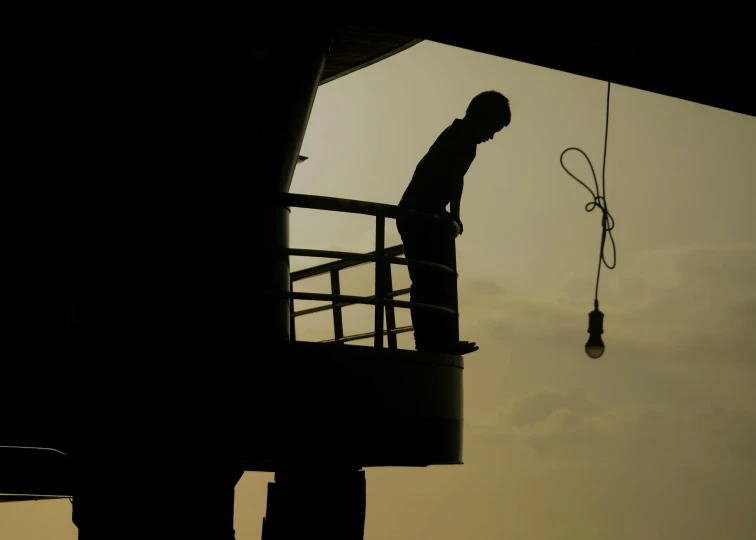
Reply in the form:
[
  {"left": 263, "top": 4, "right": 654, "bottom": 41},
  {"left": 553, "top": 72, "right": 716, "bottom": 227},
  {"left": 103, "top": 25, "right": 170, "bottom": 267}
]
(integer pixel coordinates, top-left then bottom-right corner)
[
  {"left": 587, "top": 307, "right": 604, "bottom": 335},
  {"left": 585, "top": 305, "right": 606, "bottom": 358}
]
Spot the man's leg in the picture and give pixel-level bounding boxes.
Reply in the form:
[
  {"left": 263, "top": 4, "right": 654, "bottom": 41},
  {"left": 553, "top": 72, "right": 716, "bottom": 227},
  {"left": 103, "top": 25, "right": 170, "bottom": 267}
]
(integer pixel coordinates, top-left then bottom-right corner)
[
  {"left": 403, "top": 219, "right": 454, "bottom": 352},
  {"left": 425, "top": 222, "right": 458, "bottom": 352},
  {"left": 418, "top": 221, "right": 477, "bottom": 355},
  {"left": 438, "top": 228, "right": 478, "bottom": 354},
  {"left": 398, "top": 218, "right": 435, "bottom": 351},
  {"left": 438, "top": 223, "right": 459, "bottom": 345},
  {"left": 398, "top": 217, "right": 472, "bottom": 353}
]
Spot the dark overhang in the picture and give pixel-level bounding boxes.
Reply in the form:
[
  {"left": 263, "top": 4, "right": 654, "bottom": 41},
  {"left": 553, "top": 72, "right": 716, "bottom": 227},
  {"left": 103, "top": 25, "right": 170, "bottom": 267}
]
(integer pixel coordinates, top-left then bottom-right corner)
[
  {"left": 321, "top": 24, "right": 755, "bottom": 118},
  {"left": 320, "top": 26, "right": 421, "bottom": 85}
]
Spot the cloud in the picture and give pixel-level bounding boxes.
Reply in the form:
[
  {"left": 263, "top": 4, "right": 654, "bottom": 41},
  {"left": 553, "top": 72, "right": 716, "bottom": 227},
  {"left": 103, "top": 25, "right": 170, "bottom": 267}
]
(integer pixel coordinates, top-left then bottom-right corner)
[
  {"left": 728, "top": 434, "right": 756, "bottom": 461},
  {"left": 471, "top": 243, "right": 756, "bottom": 365},
  {"left": 459, "top": 278, "right": 507, "bottom": 298},
  {"left": 675, "top": 245, "right": 756, "bottom": 292},
  {"left": 528, "top": 420, "right": 614, "bottom": 458},
  {"left": 477, "top": 393, "right": 756, "bottom": 466},
  {"left": 696, "top": 403, "right": 756, "bottom": 461},
  {"left": 508, "top": 388, "right": 601, "bottom": 427}
]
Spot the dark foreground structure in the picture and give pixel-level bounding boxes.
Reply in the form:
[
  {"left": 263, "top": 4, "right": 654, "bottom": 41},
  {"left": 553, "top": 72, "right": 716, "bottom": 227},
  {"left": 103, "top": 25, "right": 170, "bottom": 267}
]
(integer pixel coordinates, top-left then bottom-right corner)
[{"left": 3, "top": 22, "right": 753, "bottom": 539}]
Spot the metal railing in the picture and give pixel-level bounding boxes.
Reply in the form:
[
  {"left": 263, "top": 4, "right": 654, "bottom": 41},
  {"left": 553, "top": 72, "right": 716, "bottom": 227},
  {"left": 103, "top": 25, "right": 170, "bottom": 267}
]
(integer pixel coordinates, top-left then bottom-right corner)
[{"left": 273, "top": 192, "right": 459, "bottom": 349}]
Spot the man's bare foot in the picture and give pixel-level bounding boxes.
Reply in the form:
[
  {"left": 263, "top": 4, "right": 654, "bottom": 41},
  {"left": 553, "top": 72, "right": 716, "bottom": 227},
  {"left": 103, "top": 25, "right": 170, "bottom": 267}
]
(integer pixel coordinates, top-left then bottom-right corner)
[
  {"left": 453, "top": 341, "right": 479, "bottom": 355},
  {"left": 416, "top": 341, "right": 479, "bottom": 355}
]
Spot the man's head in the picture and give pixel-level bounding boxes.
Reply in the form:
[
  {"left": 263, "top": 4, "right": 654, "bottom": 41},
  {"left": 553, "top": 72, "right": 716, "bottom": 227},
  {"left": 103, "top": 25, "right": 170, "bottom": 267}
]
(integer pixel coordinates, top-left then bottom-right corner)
[{"left": 464, "top": 91, "right": 511, "bottom": 144}]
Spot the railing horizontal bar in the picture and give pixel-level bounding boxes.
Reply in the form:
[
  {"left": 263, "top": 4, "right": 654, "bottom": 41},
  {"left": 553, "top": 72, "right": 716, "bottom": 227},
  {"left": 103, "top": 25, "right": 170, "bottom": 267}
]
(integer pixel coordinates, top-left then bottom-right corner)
[
  {"left": 268, "top": 292, "right": 457, "bottom": 316},
  {"left": 292, "top": 303, "right": 349, "bottom": 318},
  {"left": 385, "top": 299, "right": 458, "bottom": 316},
  {"left": 292, "top": 288, "right": 411, "bottom": 318},
  {"left": 389, "top": 325, "right": 416, "bottom": 335},
  {"left": 288, "top": 248, "right": 377, "bottom": 263},
  {"left": 291, "top": 245, "right": 405, "bottom": 282},
  {"left": 385, "top": 256, "right": 457, "bottom": 276},
  {"left": 287, "top": 250, "right": 454, "bottom": 278},
  {"left": 281, "top": 292, "right": 378, "bottom": 306},
  {"left": 319, "top": 325, "right": 414, "bottom": 344},
  {"left": 277, "top": 192, "right": 443, "bottom": 223}
]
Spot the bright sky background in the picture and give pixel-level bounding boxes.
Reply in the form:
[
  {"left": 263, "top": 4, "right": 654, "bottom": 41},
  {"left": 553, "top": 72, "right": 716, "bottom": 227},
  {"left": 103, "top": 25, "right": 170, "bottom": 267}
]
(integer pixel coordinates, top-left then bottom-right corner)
[{"left": 3, "top": 40, "right": 755, "bottom": 540}]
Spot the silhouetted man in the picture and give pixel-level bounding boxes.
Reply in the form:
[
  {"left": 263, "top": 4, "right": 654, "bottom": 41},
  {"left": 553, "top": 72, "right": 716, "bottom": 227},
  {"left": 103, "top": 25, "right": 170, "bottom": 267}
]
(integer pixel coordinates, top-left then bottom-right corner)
[{"left": 397, "top": 91, "right": 511, "bottom": 355}]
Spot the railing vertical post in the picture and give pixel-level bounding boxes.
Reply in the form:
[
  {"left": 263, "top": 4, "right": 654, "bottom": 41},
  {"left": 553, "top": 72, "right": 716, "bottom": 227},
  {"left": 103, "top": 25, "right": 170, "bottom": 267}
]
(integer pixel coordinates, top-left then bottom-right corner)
[
  {"left": 384, "top": 264, "right": 398, "bottom": 349},
  {"left": 289, "top": 278, "right": 297, "bottom": 341},
  {"left": 330, "top": 269, "right": 344, "bottom": 344},
  {"left": 374, "top": 216, "right": 385, "bottom": 348}
]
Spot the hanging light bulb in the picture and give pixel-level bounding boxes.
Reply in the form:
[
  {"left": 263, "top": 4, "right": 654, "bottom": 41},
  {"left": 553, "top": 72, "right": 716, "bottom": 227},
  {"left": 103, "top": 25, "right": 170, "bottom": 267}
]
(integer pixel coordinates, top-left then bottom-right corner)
[
  {"left": 585, "top": 303, "right": 605, "bottom": 358},
  {"left": 560, "top": 81, "right": 617, "bottom": 359}
]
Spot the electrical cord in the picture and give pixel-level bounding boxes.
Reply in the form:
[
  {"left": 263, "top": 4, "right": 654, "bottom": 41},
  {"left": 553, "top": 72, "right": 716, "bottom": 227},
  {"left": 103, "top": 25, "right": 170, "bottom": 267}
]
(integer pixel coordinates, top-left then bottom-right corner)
[{"left": 560, "top": 81, "right": 617, "bottom": 308}]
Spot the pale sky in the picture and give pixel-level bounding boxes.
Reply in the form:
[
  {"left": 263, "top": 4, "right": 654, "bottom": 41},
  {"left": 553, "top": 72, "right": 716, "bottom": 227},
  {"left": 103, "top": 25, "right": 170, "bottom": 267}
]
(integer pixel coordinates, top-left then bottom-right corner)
[{"left": 3, "top": 41, "right": 755, "bottom": 540}]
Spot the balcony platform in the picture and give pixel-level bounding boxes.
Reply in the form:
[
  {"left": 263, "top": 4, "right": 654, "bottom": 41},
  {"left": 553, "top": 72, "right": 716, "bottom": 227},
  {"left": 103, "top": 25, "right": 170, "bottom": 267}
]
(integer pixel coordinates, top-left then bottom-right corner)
[
  {"left": 1, "top": 341, "right": 463, "bottom": 501},
  {"left": 239, "top": 340, "right": 464, "bottom": 471}
]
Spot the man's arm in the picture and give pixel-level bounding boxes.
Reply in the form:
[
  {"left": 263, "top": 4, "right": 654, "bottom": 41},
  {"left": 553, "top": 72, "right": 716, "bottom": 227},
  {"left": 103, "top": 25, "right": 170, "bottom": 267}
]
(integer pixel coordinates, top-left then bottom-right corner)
[{"left": 450, "top": 177, "right": 464, "bottom": 235}]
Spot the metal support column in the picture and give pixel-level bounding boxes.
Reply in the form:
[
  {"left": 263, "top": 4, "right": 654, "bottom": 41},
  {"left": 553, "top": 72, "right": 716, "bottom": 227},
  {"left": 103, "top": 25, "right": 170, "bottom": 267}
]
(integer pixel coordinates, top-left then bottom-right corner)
[
  {"left": 261, "top": 468, "right": 366, "bottom": 540},
  {"left": 251, "top": 29, "right": 334, "bottom": 343}
]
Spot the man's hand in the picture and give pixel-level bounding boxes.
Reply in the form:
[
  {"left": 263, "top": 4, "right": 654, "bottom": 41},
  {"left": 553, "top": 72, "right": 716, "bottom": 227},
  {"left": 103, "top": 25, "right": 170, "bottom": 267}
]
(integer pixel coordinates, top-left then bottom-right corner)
[{"left": 441, "top": 210, "right": 463, "bottom": 236}]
